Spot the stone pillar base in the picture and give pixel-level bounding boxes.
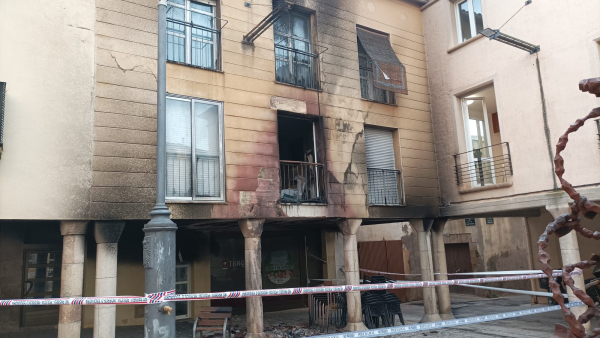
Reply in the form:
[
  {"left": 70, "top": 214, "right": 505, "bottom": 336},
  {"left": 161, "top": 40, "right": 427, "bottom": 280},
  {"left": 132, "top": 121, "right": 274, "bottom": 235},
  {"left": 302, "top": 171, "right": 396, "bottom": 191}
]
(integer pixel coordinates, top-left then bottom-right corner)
[
  {"left": 245, "top": 333, "right": 266, "bottom": 338},
  {"left": 419, "top": 313, "right": 442, "bottom": 323},
  {"left": 57, "top": 321, "right": 82, "bottom": 338},
  {"left": 439, "top": 313, "right": 455, "bottom": 320},
  {"left": 344, "top": 322, "right": 368, "bottom": 332}
]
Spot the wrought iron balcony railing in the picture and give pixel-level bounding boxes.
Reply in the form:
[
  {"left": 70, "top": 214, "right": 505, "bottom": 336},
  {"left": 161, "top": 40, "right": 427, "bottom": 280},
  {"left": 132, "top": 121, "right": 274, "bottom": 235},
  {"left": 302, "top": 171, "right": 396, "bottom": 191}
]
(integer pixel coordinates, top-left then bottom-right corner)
[
  {"left": 280, "top": 160, "right": 326, "bottom": 203},
  {"left": 367, "top": 168, "right": 402, "bottom": 206},
  {"left": 275, "top": 44, "right": 320, "bottom": 90},
  {"left": 166, "top": 8, "right": 225, "bottom": 71},
  {"left": 453, "top": 142, "right": 513, "bottom": 186}
]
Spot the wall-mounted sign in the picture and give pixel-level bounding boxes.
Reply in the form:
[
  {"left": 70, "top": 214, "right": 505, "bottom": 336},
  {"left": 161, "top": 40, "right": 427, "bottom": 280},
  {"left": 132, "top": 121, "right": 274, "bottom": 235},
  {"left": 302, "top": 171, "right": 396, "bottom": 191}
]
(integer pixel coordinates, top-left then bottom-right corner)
[
  {"left": 486, "top": 217, "right": 494, "bottom": 225},
  {"left": 465, "top": 218, "right": 476, "bottom": 226},
  {"left": 222, "top": 260, "right": 245, "bottom": 269},
  {"left": 265, "top": 250, "right": 294, "bottom": 285}
]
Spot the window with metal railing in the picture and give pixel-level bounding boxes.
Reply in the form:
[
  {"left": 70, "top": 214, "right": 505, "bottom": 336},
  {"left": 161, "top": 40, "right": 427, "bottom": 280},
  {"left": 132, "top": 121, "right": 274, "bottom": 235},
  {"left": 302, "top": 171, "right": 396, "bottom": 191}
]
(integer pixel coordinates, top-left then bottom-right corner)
[
  {"left": 274, "top": 11, "right": 319, "bottom": 89},
  {"left": 358, "top": 41, "right": 395, "bottom": 105},
  {"left": 364, "top": 127, "right": 403, "bottom": 206},
  {"left": 280, "top": 161, "right": 325, "bottom": 203},
  {"left": 166, "top": 96, "right": 225, "bottom": 201},
  {"left": 166, "top": 0, "right": 224, "bottom": 70},
  {"left": 453, "top": 142, "right": 513, "bottom": 187},
  {"left": 366, "top": 168, "right": 402, "bottom": 205}
]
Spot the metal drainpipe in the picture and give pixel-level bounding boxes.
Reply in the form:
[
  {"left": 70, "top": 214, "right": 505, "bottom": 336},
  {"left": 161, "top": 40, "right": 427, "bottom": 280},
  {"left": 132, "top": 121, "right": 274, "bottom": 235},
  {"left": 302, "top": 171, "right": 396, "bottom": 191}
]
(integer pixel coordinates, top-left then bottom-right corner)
[
  {"left": 535, "top": 53, "right": 558, "bottom": 190},
  {"left": 143, "top": 1, "right": 178, "bottom": 337}
]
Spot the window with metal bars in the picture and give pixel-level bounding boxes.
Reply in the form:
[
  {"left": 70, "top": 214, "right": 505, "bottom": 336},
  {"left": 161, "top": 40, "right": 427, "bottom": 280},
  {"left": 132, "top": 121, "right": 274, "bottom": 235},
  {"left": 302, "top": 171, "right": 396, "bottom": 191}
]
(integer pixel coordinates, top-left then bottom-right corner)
[
  {"left": 167, "top": 0, "right": 221, "bottom": 70},
  {"left": 166, "top": 96, "right": 225, "bottom": 201},
  {"left": 274, "top": 10, "right": 319, "bottom": 89},
  {"left": 358, "top": 41, "right": 395, "bottom": 105}
]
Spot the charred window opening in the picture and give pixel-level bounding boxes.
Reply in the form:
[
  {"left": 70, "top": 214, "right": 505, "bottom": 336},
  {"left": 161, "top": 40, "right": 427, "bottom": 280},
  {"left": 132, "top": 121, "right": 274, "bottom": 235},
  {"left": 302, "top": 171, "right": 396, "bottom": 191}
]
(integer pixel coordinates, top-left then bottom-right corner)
[{"left": 278, "top": 114, "right": 325, "bottom": 203}]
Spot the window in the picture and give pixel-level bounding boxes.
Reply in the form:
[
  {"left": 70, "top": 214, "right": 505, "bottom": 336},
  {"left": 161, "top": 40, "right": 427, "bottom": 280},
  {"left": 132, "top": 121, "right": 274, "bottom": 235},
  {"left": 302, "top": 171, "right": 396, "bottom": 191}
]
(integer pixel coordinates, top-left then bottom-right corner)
[
  {"left": 358, "top": 41, "right": 395, "bottom": 104},
  {"left": 364, "top": 127, "right": 402, "bottom": 205},
  {"left": 22, "top": 251, "right": 62, "bottom": 326},
  {"left": 455, "top": 0, "right": 484, "bottom": 43},
  {"left": 175, "top": 265, "right": 190, "bottom": 319},
  {"left": 167, "top": 0, "right": 220, "bottom": 70},
  {"left": 274, "top": 11, "right": 318, "bottom": 89},
  {"left": 278, "top": 114, "right": 325, "bottom": 203},
  {"left": 166, "top": 96, "right": 224, "bottom": 201},
  {"left": 356, "top": 27, "right": 407, "bottom": 101}
]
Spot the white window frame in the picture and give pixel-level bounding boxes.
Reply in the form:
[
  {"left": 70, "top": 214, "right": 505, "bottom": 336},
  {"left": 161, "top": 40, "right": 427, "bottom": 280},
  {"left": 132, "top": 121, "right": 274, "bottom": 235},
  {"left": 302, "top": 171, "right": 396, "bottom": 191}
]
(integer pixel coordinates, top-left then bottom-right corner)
[
  {"left": 461, "top": 97, "right": 496, "bottom": 187},
  {"left": 166, "top": 95, "right": 225, "bottom": 202},
  {"left": 175, "top": 264, "right": 191, "bottom": 319},
  {"left": 455, "top": 0, "right": 483, "bottom": 43},
  {"left": 167, "top": 0, "right": 218, "bottom": 68}
]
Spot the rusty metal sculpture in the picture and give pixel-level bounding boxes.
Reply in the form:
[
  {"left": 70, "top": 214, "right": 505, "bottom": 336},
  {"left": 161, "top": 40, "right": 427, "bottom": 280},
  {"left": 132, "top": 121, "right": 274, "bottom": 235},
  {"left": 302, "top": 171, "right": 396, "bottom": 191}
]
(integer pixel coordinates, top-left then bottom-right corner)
[{"left": 537, "top": 77, "right": 600, "bottom": 338}]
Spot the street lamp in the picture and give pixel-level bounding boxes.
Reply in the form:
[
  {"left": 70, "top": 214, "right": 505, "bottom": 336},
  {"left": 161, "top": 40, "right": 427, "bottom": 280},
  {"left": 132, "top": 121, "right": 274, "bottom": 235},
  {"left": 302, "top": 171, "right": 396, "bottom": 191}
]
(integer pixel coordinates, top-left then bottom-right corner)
[
  {"left": 479, "top": 28, "right": 540, "bottom": 54},
  {"left": 143, "top": 0, "right": 177, "bottom": 337}
]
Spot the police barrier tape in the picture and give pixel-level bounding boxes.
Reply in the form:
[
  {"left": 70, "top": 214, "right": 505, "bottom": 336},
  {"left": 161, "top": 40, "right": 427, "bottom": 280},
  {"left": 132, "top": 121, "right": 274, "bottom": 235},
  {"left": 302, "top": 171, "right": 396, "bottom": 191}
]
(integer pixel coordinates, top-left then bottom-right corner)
[
  {"left": 359, "top": 268, "right": 568, "bottom": 276},
  {"left": 305, "top": 301, "right": 586, "bottom": 338},
  {"left": 0, "top": 271, "right": 581, "bottom": 306}
]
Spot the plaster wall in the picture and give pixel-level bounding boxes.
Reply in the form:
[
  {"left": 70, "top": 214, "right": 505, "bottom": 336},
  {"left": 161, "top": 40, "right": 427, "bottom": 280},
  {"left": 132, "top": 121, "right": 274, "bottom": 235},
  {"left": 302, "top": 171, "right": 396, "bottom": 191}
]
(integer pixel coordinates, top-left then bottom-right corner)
[
  {"left": 422, "top": 0, "right": 600, "bottom": 206},
  {"left": 445, "top": 217, "right": 532, "bottom": 295},
  {"left": 0, "top": 0, "right": 95, "bottom": 220}
]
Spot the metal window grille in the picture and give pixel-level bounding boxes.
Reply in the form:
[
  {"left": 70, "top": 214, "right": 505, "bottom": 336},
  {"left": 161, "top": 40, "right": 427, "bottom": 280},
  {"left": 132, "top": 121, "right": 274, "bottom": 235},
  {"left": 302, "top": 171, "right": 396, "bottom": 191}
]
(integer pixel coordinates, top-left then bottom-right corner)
[
  {"left": 166, "top": 0, "right": 225, "bottom": 70},
  {"left": 358, "top": 42, "right": 395, "bottom": 104},
  {"left": 274, "top": 11, "right": 320, "bottom": 90},
  {"left": 279, "top": 161, "right": 326, "bottom": 203},
  {"left": 367, "top": 168, "right": 402, "bottom": 205},
  {"left": 356, "top": 27, "right": 407, "bottom": 95}
]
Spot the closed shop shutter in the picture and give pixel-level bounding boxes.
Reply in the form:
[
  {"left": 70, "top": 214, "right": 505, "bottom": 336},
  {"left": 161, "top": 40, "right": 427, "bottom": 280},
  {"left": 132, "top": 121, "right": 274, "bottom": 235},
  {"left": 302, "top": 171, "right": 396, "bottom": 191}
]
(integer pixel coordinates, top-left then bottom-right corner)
[{"left": 364, "top": 127, "right": 400, "bottom": 205}]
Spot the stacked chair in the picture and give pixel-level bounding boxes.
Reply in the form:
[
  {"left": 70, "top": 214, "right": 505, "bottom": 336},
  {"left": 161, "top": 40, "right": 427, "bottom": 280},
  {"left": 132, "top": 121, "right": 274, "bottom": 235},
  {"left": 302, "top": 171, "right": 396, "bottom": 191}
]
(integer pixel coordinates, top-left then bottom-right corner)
[
  {"left": 308, "top": 282, "right": 348, "bottom": 333},
  {"left": 361, "top": 275, "right": 405, "bottom": 328}
]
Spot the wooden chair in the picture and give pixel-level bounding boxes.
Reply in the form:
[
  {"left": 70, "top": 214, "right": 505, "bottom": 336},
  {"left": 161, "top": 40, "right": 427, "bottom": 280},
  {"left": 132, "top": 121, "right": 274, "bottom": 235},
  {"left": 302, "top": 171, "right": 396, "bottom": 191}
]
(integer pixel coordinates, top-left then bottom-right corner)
[{"left": 193, "top": 307, "right": 233, "bottom": 338}]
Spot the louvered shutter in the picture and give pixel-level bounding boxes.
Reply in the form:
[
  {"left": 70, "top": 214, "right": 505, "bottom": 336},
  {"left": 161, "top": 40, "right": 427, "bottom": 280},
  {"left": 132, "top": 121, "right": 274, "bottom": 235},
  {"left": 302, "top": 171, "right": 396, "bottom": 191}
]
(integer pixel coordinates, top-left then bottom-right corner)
[{"left": 364, "top": 127, "right": 400, "bottom": 205}]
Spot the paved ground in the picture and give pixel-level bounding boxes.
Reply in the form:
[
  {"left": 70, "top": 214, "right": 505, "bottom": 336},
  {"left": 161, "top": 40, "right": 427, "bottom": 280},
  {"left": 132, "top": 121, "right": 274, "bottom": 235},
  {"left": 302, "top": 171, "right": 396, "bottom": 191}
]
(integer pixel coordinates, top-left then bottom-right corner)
[{"left": 1, "top": 294, "right": 592, "bottom": 337}]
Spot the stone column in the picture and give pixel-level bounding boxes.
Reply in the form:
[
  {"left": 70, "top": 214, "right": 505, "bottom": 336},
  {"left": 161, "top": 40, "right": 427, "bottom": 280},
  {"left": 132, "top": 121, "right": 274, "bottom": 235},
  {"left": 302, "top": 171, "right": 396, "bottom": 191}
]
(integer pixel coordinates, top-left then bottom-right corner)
[
  {"left": 337, "top": 218, "right": 367, "bottom": 332},
  {"left": 545, "top": 204, "right": 590, "bottom": 332},
  {"left": 94, "top": 221, "right": 125, "bottom": 338},
  {"left": 58, "top": 221, "right": 88, "bottom": 338},
  {"left": 431, "top": 218, "right": 454, "bottom": 320},
  {"left": 409, "top": 219, "right": 441, "bottom": 323},
  {"left": 239, "top": 219, "right": 266, "bottom": 338}
]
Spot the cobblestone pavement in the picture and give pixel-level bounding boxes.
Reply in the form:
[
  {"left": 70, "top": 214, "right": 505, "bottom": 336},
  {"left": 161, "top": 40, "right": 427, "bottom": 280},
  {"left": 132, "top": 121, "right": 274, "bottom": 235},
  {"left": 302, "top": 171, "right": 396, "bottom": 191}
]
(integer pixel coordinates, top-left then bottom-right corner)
[{"left": 1, "top": 294, "right": 594, "bottom": 337}]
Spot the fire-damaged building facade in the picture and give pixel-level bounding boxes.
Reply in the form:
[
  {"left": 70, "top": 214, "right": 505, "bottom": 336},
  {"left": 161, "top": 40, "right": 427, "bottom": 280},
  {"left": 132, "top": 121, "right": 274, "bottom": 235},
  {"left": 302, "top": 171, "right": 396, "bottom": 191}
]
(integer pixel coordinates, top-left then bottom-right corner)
[{"left": 0, "top": 0, "right": 450, "bottom": 336}]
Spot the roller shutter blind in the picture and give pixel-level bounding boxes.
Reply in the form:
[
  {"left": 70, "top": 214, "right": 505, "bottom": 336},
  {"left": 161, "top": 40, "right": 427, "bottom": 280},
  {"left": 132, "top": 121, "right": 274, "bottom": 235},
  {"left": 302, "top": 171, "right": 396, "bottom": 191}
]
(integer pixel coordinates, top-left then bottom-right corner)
[{"left": 364, "top": 127, "right": 400, "bottom": 205}]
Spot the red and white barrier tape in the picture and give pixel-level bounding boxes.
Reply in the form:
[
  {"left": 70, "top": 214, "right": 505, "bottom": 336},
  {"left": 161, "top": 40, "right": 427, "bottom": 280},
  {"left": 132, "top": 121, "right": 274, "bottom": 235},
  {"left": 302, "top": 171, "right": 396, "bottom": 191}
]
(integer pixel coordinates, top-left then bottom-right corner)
[
  {"left": 360, "top": 268, "right": 568, "bottom": 276},
  {"left": 0, "top": 271, "right": 579, "bottom": 306}
]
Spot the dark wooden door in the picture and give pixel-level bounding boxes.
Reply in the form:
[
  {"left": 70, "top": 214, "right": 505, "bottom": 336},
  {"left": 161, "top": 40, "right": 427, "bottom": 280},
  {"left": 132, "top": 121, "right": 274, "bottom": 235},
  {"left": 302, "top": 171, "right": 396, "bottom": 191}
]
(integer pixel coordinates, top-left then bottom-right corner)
[
  {"left": 358, "top": 240, "right": 406, "bottom": 301},
  {"left": 444, "top": 243, "right": 473, "bottom": 294}
]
